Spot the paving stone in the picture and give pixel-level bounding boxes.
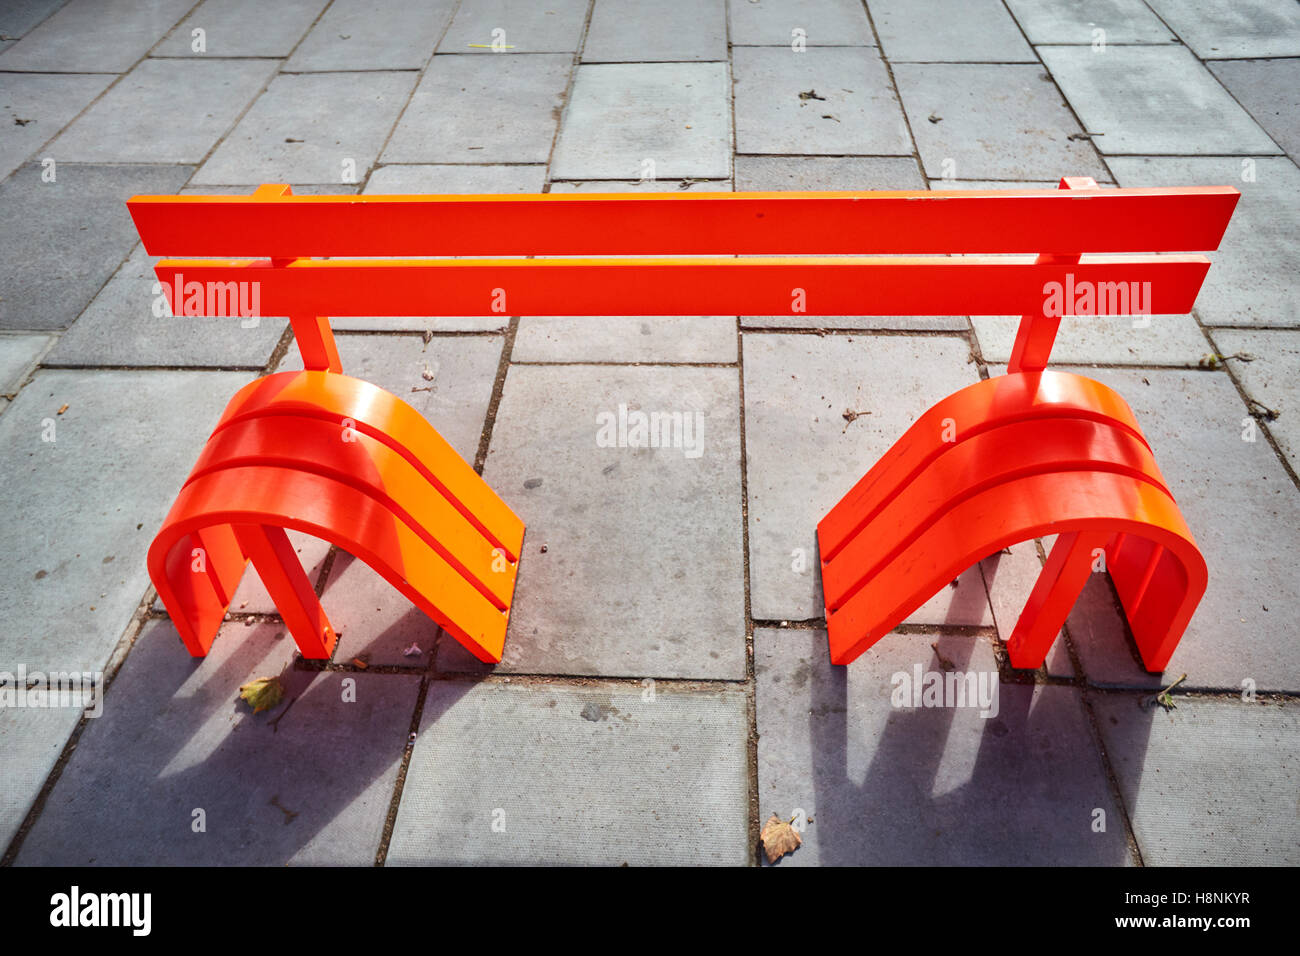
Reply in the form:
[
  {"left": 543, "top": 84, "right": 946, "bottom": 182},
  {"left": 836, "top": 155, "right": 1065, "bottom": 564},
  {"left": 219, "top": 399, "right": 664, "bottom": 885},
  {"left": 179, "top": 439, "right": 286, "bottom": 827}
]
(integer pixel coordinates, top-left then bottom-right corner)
[
  {"left": 735, "top": 155, "right": 925, "bottom": 191},
  {"left": 47, "top": 58, "right": 277, "bottom": 164},
  {"left": 366, "top": 163, "right": 547, "bottom": 195},
  {"left": 285, "top": 0, "right": 454, "bottom": 71},
  {"left": 0, "top": 163, "right": 193, "bottom": 331},
  {"left": 382, "top": 55, "right": 570, "bottom": 165},
  {"left": 43, "top": 243, "right": 287, "bottom": 368},
  {"left": 0, "top": 333, "right": 53, "bottom": 394},
  {"left": 971, "top": 314, "right": 1210, "bottom": 366},
  {"left": 0, "top": 369, "right": 252, "bottom": 675},
  {"left": 0, "top": 0, "right": 67, "bottom": 38},
  {"left": 978, "top": 542, "right": 1077, "bottom": 678},
  {"left": 894, "top": 63, "right": 1110, "bottom": 181},
  {"left": 733, "top": 47, "right": 910, "bottom": 157},
  {"left": 1146, "top": 0, "right": 1300, "bottom": 59},
  {"left": 1210, "top": 329, "right": 1300, "bottom": 474},
  {"left": 584, "top": 0, "right": 727, "bottom": 62},
  {"left": 441, "top": 0, "right": 588, "bottom": 54},
  {"left": 180, "top": 183, "right": 361, "bottom": 196},
  {"left": 1050, "top": 367, "right": 1300, "bottom": 692},
  {"left": 551, "top": 63, "right": 730, "bottom": 180},
  {"left": 0, "top": 0, "right": 193, "bottom": 71},
  {"left": 1208, "top": 59, "right": 1300, "bottom": 161},
  {"left": 153, "top": 0, "right": 329, "bottom": 57},
  {"left": 1039, "top": 46, "right": 1281, "bottom": 155},
  {"left": 1092, "top": 695, "right": 1299, "bottom": 864},
  {"left": 387, "top": 680, "right": 749, "bottom": 865},
  {"left": 278, "top": 333, "right": 503, "bottom": 666},
  {"left": 440, "top": 364, "right": 747, "bottom": 679},
  {"left": 755, "top": 628, "right": 1131, "bottom": 864},
  {"left": 1107, "top": 156, "right": 1300, "bottom": 328},
  {"left": 0, "top": 704, "right": 81, "bottom": 855},
  {"left": 728, "top": 0, "right": 873, "bottom": 47},
  {"left": 547, "top": 179, "right": 731, "bottom": 192},
  {"left": 194, "top": 72, "right": 416, "bottom": 185},
  {"left": 743, "top": 333, "right": 994, "bottom": 624},
  {"left": 513, "top": 316, "right": 738, "bottom": 364},
  {"left": 1004, "top": 0, "right": 1175, "bottom": 44},
  {"left": 0, "top": 73, "right": 115, "bottom": 182},
  {"left": 869, "top": 0, "right": 1036, "bottom": 62},
  {"left": 14, "top": 619, "right": 419, "bottom": 865}
]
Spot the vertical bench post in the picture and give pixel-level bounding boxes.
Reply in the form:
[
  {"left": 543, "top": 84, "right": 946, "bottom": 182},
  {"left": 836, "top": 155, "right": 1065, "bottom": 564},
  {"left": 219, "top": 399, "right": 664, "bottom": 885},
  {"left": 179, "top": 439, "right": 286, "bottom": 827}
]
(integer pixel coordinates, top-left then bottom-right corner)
[
  {"left": 1005, "top": 176, "right": 1096, "bottom": 373},
  {"left": 254, "top": 184, "right": 342, "bottom": 373}
]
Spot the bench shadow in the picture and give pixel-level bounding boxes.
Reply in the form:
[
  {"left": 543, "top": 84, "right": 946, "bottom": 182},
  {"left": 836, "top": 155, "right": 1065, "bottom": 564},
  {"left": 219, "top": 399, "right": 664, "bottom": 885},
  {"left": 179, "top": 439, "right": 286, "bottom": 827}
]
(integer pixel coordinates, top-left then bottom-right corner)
[
  {"left": 13, "top": 617, "right": 474, "bottom": 866},
  {"left": 800, "top": 549, "right": 1153, "bottom": 866}
]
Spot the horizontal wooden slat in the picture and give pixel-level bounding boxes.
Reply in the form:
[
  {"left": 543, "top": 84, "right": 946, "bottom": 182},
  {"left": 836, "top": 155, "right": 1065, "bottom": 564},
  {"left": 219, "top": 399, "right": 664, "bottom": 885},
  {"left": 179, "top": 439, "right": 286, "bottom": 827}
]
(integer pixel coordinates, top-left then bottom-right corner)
[
  {"left": 128, "top": 186, "right": 1240, "bottom": 257},
  {"left": 153, "top": 255, "right": 1211, "bottom": 317}
]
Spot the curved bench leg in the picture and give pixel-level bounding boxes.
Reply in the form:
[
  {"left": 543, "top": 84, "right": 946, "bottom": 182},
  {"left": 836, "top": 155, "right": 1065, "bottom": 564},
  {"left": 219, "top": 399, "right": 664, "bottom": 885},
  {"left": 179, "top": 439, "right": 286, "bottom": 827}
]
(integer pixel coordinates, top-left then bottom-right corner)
[
  {"left": 233, "top": 523, "right": 336, "bottom": 659},
  {"left": 1006, "top": 530, "right": 1110, "bottom": 668}
]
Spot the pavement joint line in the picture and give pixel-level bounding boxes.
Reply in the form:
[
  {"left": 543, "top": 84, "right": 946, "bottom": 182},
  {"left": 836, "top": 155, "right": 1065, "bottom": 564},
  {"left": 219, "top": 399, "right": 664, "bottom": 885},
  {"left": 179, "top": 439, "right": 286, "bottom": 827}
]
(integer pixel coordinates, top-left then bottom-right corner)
[
  {"left": 0, "top": 575, "right": 159, "bottom": 867},
  {"left": 1078, "top": 682, "right": 1147, "bottom": 865},
  {"left": 373, "top": 671, "right": 431, "bottom": 866}
]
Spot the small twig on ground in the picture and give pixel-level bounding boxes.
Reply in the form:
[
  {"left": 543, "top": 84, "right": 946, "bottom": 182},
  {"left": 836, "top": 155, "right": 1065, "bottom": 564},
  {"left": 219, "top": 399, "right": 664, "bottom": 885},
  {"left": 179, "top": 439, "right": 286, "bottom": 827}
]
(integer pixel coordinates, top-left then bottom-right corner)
[{"left": 1140, "top": 673, "right": 1187, "bottom": 713}]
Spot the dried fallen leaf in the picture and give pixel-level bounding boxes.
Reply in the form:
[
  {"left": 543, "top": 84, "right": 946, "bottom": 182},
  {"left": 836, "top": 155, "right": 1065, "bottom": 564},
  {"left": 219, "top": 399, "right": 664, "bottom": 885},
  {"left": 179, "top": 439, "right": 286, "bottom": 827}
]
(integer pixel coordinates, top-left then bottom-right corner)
[
  {"left": 403, "top": 642, "right": 422, "bottom": 658},
  {"left": 238, "top": 676, "right": 284, "bottom": 714},
  {"left": 760, "top": 813, "right": 802, "bottom": 863},
  {"left": 57, "top": 403, "right": 69, "bottom": 415},
  {"left": 352, "top": 657, "right": 369, "bottom": 670}
]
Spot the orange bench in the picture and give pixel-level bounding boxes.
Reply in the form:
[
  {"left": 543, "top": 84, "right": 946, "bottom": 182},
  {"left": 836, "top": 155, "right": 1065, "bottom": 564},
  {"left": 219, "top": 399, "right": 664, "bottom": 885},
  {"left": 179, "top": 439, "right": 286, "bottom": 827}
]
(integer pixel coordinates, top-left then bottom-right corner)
[{"left": 128, "top": 177, "right": 1237, "bottom": 672}]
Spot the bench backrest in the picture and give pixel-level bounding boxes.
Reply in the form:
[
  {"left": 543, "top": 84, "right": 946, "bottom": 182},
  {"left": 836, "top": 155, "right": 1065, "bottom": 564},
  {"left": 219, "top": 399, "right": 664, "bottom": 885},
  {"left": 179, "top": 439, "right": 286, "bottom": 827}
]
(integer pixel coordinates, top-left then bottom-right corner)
[{"left": 127, "top": 178, "right": 1239, "bottom": 373}]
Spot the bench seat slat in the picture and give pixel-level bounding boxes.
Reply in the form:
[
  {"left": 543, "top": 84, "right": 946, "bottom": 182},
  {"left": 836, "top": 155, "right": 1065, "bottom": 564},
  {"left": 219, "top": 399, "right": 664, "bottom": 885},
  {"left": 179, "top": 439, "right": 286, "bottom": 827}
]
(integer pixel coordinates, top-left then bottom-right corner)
[
  {"left": 127, "top": 187, "right": 1240, "bottom": 257},
  {"left": 155, "top": 255, "right": 1211, "bottom": 318}
]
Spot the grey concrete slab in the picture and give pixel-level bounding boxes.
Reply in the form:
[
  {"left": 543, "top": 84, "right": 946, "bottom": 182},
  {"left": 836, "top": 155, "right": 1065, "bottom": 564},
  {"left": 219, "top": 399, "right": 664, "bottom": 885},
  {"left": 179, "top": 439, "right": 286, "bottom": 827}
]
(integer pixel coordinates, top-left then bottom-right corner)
[
  {"left": 755, "top": 628, "right": 1131, "bottom": 864},
  {"left": 382, "top": 54, "right": 571, "bottom": 165},
  {"left": 1004, "top": 0, "right": 1175, "bottom": 44},
  {"left": 440, "top": 364, "right": 747, "bottom": 679},
  {"left": 1092, "top": 695, "right": 1299, "bottom": 864},
  {"left": 0, "top": 333, "right": 53, "bottom": 395},
  {"left": 735, "top": 155, "right": 925, "bottom": 191},
  {"left": 729, "top": 0, "right": 873, "bottom": 47},
  {"left": 743, "top": 314, "right": 970, "bottom": 332},
  {"left": 551, "top": 62, "right": 731, "bottom": 180},
  {"left": 179, "top": 183, "right": 361, "bottom": 196},
  {"left": 869, "top": 0, "right": 1036, "bottom": 63},
  {"left": 153, "top": 0, "right": 329, "bottom": 58},
  {"left": 441, "top": 0, "right": 588, "bottom": 54},
  {"left": 1107, "top": 156, "right": 1300, "bottom": 328},
  {"left": 43, "top": 243, "right": 287, "bottom": 368},
  {"left": 971, "top": 314, "right": 1210, "bottom": 366},
  {"left": 1146, "top": 0, "right": 1300, "bottom": 59},
  {"left": 978, "top": 542, "right": 1077, "bottom": 678},
  {"left": 1052, "top": 367, "right": 1300, "bottom": 692},
  {"left": 733, "top": 47, "right": 910, "bottom": 157},
  {"left": 547, "top": 179, "right": 731, "bottom": 192},
  {"left": 0, "top": 163, "right": 193, "bottom": 331},
  {"left": 281, "top": 333, "right": 502, "bottom": 667},
  {"left": 366, "top": 163, "right": 547, "bottom": 195},
  {"left": 584, "top": 0, "right": 727, "bottom": 62},
  {"left": 0, "top": 0, "right": 67, "bottom": 39},
  {"left": 0, "top": 72, "right": 114, "bottom": 182},
  {"left": 894, "top": 63, "right": 1110, "bottom": 181},
  {"left": 513, "top": 316, "right": 738, "bottom": 364},
  {"left": 285, "top": 0, "right": 455, "bottom": 71},
  {"left": 1208, "top": 59, "right": 1300, "bottom": 162},
  {"left": 1039, "top": 46, "right": 1282, "bottom": 155},
  {"left": 14, "top": 619, "right": 419, "bottom": 865},
  {"left": 743, "top": 333, "right": 994, "bottom": 624},
  {"left": 47, "top": 58, "right": 278, "bottom": 164},
  {"left": 0, "top": 0, "right": 192, "bottom": 71},
  {"left": 0, "top": 703, "right": 81, "bottom": 856},
  {"left": 387, "top": 679, "right": 750, "bottom": 865},
  {"left": 193, "top": 71, "right": 416, "bottom": 185},
  {"left": 1210, "top": 329, "right": 1300, "bottom": 474},
  {"left": 0, "top": 369, "right": 252, "bottom": 675}
]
